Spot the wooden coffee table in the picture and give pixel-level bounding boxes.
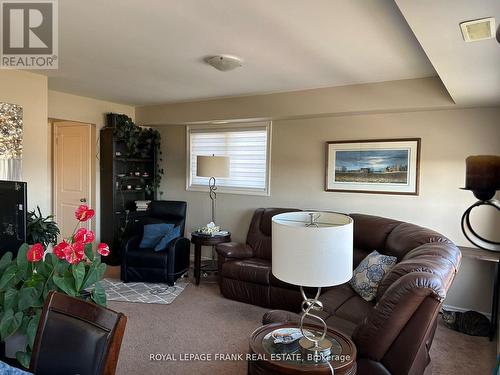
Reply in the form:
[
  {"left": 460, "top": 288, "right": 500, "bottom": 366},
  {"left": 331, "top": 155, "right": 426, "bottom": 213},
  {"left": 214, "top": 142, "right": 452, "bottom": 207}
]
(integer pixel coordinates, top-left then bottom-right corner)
[{"left": 248, "top": 322, "right": 356, "bottom": 375}]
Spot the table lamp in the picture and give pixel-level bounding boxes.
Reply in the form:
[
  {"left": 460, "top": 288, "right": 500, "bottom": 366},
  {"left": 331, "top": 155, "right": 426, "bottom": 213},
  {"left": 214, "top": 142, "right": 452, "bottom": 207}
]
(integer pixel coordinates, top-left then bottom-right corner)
[
  {"left": 196, "top": 155, "right": 230, "bottom": 225},
  {"left": 272, "top": 211, "right": 353, "bottom": 362},
  {"left": 460, "top": 155, "right": 500, "bottom": 251}
]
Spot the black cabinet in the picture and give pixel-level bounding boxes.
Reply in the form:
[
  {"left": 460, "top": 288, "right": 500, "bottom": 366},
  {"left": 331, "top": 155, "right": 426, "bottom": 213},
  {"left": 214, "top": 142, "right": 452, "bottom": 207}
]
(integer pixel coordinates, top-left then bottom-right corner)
[{"left": 99, "top": 125, "right": 158, "bottom": 265}]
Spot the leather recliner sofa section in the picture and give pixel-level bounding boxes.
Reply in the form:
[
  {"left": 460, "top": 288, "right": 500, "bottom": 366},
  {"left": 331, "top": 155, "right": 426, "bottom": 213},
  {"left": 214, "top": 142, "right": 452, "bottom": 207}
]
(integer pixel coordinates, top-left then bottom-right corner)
[{"left": 216, "top": 208, "right": 461, "bottom": 375}]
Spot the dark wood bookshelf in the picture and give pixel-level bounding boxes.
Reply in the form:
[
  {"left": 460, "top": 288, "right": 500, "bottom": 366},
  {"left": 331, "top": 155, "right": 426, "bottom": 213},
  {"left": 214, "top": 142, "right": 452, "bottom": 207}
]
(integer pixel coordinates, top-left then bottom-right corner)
[{"left": 99, "top": 127, "right": 158, "bottom": 265}]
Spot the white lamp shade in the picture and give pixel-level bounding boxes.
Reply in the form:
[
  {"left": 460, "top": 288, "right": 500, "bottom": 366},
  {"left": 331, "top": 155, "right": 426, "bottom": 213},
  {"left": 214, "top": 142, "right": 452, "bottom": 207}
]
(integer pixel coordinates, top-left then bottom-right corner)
[
  {"left": 272, "top": 212, "right": 353, "bottom": 287},
  {"left": 196, "top": 155, "right": 230, "bottom": 178}
]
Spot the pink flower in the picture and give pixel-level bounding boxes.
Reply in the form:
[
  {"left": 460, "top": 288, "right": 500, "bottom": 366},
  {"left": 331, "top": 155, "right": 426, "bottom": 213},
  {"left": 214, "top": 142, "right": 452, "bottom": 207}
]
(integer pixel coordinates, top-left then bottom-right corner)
[
  {"left": 74, "top": 228, "right": 95, "bottom": 244},
  {"left": 27, "top": 243, "right": 44, "bottom": 262},
  {"left": 73, "top": 228, "right": 87, "bottom": 242},
  {"left": 53, "top": 241, "right": 70, "bottom": 260},
  {"left": 97, "top": 243, "right": 110, "bottom": 257},
  {"left": 75, "top": 205, "right": 95, "bottom": 222},
  {"left": 64, "top": 242, "right": 85, "bottom": 264},
  {"left": 85, "top": 230, "right": 95, "bottom": 244}
]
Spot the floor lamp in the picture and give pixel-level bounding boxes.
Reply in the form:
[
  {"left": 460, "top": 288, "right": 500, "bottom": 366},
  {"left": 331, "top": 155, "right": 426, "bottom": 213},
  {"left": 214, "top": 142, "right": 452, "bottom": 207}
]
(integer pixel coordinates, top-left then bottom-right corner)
[
  {"left": 196, "top": 155, "right": 230, "bottom": 225},
  {"left": 196, "top": 155, "right": 230, "bottom": 270},
  {"left": 272, "top": 211, "right": 353, "bottom": 368}
]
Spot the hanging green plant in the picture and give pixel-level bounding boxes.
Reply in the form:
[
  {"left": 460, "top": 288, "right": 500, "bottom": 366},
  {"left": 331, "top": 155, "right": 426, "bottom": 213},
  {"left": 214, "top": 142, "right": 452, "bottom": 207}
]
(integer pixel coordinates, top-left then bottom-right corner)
[{"left": 113, "top": 115, "right": 164, "bottom": 195}]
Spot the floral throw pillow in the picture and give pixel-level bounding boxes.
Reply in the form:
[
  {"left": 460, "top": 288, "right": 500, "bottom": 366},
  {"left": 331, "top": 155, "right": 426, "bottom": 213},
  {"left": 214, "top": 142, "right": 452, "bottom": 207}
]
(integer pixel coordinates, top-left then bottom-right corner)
[{"left": 349, "top": 250, "right": 397, "bottom": 302}]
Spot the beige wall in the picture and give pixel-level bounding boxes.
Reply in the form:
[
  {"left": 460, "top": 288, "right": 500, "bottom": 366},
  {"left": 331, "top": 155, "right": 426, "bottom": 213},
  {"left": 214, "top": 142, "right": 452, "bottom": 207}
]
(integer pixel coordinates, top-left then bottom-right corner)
[
  {"left": 0, "top": 70, "right": 49, "bottom": 213},
  {"left": 150, "top": 106, "right": 500, "bottom": 314},
  {"left": 136, "top": 77, "right": 454, "bottom": 124},
  {"left": 0, "top": 71, "right": 135, "bottom": 241},
  {"left": 48, "top": 90, "right": 135, "bottom": 239}
]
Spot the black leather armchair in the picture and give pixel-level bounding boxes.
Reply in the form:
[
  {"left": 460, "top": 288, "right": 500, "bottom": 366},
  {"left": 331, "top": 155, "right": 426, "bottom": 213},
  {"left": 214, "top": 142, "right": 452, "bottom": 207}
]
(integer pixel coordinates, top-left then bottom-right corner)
[{"left": 121, "top": 200, "right": 190, "bottom": 285}]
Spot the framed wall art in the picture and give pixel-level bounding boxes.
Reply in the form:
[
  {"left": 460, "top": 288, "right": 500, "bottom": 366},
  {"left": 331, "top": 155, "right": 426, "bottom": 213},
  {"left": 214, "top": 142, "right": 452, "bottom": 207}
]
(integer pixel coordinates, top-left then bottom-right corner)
[
  {"left": 325, "top": 138, "right": 421, "bottom": 195},
  {"left": 0, "top": 102, "right": 23, "bottom": 181}
]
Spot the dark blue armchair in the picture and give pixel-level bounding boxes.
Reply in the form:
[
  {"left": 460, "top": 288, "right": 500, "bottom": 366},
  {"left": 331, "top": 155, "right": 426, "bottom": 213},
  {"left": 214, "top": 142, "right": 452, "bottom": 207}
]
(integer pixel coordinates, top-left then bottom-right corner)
[{"left": 121, "top": 200, "right": 190, "bottom": 285}]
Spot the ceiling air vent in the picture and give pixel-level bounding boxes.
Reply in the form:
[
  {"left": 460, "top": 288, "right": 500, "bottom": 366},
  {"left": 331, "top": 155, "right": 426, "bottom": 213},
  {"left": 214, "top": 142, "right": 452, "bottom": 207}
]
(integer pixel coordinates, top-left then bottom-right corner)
[{"left": 460, "top": 17, "right": 496, "bottom": 42}]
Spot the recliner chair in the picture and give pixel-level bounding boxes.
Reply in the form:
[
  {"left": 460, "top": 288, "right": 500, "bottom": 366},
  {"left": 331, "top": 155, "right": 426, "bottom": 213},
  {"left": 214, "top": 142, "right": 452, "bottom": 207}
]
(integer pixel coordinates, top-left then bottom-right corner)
[{"left": 121, "top": 200, "right": 190, "bottom": 285}]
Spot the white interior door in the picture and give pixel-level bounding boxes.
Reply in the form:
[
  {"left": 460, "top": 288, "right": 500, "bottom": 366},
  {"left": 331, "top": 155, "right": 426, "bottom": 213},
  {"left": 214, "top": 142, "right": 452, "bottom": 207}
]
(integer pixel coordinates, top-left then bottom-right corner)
[{"left": 53, "top": 122, "right": 94, "bottom": 239}]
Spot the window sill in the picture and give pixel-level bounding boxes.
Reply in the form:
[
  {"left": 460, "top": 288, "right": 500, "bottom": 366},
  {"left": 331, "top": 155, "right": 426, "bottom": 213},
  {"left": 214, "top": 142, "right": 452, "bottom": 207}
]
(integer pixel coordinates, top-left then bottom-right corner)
[{"left": 186, "top": 185, "right": 270, "bottom": 197}]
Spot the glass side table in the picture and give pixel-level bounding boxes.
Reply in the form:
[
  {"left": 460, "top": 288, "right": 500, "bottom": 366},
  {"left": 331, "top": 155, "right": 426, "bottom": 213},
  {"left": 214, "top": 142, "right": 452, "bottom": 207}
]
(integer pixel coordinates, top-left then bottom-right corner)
[{"left": 248, "top": 322, "right": 357, "bottom": 375}]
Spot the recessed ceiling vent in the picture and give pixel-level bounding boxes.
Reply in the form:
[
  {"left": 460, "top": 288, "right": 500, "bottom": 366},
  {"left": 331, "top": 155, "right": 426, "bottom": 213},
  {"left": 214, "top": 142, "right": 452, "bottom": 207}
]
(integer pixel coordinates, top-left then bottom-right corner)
[
  {"left": 205, "top": 55, "right": 243, "bottom": 71},
  {"left": 460, "top": 17, "right": 496, "bottom": 42}
]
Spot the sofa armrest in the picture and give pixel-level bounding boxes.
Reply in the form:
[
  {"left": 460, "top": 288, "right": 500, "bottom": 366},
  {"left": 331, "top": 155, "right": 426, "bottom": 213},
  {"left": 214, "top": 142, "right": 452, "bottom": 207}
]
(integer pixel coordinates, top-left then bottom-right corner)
[
  {"left": 216, "top": 242, "right": 254, "bottom": 259},
  {"left": 353, "top": 272, "right": 444, "bottom": 362}
]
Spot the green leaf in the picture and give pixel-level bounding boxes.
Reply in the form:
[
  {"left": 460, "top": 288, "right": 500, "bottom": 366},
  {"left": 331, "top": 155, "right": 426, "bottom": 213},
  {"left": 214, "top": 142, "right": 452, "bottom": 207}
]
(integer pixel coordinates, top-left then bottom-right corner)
[
  {"left": 82, "top": 262, "right": 106, "bottom": 290},
  {"left": 84, "top": 243, "right": 94, "bottom": 261},
  {"left": 36, "top": 260, "right": 52, "bottom": 278},
  {"left": 18, "top": 287, "right": 42, "bottom": 311},
  {"left": 72, "top": 262, "right": 85, "bottom": 291},
  {"left": 43, "top": 279, "right": 56, "bottom": 300},
  {"left": 0, "top": 252, "right": 13, "bottom": 273},
  {"left": 91, "top": 282, "right": 106, "bottom": 306},
  {"left": 53, "top": 274, "right": 76, "bottom": 297},
  {"left": 0, "top": 264, "right": 18, "bottom": 291},
  {"left": 16, "top": 350, "right": 31, "bottom": 369},
  {"left": 16, "top": 243, "right": 29, "bottom": 270},
  {"left": 54, "top": 258, "right": 70, "bottom": 274},
  {"left": 0, "top": 309, "right": 23, "bottom": 340},
  {"left": 44, "top": 252, "right": 57, "bottom": 267},
  {"left": 27, "top": 314, "right": 40, "bottom": 349},
  {"left": 3, "top": 288, "right": 18, "bottom": 311}
]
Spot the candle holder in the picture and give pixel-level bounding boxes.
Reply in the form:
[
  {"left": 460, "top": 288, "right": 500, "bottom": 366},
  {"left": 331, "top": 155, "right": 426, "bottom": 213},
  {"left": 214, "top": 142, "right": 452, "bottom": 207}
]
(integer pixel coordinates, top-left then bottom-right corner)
[{"left": 460, "top": 155, "right": 500, "bottom": 252}]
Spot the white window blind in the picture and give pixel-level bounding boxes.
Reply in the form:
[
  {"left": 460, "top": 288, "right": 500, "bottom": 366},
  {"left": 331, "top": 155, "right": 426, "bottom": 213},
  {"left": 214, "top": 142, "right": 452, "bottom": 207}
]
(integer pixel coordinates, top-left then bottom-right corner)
[{"left": 187, "top": 123, "right": 271, "bottom": 195}]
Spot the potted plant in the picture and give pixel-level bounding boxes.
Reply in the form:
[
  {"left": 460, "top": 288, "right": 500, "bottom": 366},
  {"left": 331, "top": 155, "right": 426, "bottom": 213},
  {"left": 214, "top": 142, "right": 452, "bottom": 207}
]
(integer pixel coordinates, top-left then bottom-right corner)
[
  {"left": 26, "top": 206, "right": 60, "bottom": 248},
  {"left": 0, "top": 205, "right": 109, "bottom": 368}
]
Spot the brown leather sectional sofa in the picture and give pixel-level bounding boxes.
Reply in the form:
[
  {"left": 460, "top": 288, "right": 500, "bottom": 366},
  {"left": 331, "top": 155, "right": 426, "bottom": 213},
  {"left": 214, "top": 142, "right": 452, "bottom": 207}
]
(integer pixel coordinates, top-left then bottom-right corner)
[{"left": 216, "top": 208, "right": 461, "bottom": 375}]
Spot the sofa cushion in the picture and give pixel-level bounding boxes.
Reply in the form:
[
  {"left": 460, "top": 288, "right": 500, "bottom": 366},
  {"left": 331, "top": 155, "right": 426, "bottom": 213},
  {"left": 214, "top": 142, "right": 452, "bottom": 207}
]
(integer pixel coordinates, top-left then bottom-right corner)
[
  {"left": 350, "top": 251, "right": 397, "bottom": 302},
  {"left": 354, "top": 247, "right": 371, "bottom": 268},
  {"left": 320, "top": 284, "right": 374, "bottom": 324},
  {"left": 246, "top": 208, "right": 301, "bottom": 260},
  {"left": 350, "top": 214, "right": 401, "bottom": 252},
  {"left": 263, "top": 284, "right": 373, "bottom": 337},
  {"left": 384, "top": 222, "right": 452, "bottom": 260},
  {"left": 221, "top": 258, "right": 271, "bottom": 285}
]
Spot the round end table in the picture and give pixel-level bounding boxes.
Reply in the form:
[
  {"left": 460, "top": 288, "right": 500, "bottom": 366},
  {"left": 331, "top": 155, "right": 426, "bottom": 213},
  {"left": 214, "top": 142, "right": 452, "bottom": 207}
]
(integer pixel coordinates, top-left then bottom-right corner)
[
  {"left": 248, "top": 322, "right": 357, "bottom": 375},
  {"left": 190, "top": 232, "right": 231, "bottom": 285}
]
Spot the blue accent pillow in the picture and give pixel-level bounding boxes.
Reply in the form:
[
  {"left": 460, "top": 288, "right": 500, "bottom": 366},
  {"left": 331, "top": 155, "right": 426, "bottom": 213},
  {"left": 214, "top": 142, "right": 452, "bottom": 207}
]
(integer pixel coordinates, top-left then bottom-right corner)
[
  {"left": 154, "top": 226, "right": 182, "bottom": 252},
  {"left": 349, "top": 250, "right": 397, "bottom": 302},
  {"left": 140, "top": 223, "right": 174, "bottom": 249}
]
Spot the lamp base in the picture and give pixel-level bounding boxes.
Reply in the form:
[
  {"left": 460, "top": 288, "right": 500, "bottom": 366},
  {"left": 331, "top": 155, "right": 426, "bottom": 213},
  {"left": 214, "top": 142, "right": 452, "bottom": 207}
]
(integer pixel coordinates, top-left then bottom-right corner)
[{"left": 299, "top": 336, "right": 332, "bottom": 362}]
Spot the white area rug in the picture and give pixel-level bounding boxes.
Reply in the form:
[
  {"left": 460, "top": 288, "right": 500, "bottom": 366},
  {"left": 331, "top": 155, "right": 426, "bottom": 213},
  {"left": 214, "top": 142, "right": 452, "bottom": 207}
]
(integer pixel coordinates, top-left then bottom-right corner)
[{"left": 101, "top": 278, "right": 189, "bottom": 305}]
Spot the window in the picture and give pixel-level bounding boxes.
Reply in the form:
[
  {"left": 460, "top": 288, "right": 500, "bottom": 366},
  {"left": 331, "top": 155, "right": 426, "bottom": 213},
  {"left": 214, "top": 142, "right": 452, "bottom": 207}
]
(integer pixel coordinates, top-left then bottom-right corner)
[{"left": 187, "top": 122, "right": 271, "bottom": 196}]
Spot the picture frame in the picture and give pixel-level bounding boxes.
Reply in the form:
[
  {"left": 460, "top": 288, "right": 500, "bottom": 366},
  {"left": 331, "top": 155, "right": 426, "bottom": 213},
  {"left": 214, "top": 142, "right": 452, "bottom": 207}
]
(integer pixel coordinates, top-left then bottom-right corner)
[{"left": 325, "top": 138, "right": 421, "bottom": 195}]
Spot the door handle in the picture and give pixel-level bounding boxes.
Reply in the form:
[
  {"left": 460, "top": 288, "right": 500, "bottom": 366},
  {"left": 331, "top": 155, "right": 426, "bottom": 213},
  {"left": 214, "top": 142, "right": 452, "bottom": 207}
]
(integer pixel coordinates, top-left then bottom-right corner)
[{"left": 80, "top": 198, "right": 87, "bottom": 203}]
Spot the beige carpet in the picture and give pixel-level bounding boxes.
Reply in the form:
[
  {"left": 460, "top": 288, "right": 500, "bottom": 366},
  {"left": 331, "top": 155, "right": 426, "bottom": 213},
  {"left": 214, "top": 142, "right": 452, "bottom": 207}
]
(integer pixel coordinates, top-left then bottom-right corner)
[{"left": 108, "top": 278, "right": 497, "bottom": 375}]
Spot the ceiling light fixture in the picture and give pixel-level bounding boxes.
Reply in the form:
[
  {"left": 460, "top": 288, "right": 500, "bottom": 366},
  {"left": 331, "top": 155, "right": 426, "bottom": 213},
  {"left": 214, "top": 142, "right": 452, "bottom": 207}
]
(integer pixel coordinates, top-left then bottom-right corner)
[
  {"left": 460, "top": 17, "right": 496, "bottom": 42},
  {"left": 205, "top": 55, "right": 243, "bottom": 71}
]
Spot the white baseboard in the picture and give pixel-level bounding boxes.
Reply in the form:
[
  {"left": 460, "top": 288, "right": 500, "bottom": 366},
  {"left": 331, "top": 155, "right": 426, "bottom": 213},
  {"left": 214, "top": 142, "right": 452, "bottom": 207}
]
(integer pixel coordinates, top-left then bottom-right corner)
[{"left": 441, "top": 304, "right": 491, "bottom": 320}]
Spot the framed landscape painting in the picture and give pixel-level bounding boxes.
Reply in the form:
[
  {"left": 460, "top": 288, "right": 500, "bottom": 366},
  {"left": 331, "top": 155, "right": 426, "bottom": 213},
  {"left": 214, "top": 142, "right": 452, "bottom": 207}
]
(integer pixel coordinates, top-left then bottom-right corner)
[{"left": 325, "top": 138, "right": 421, "bottom": 195}]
